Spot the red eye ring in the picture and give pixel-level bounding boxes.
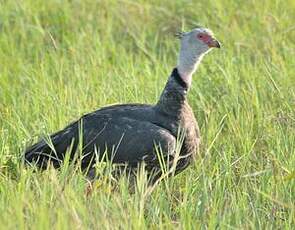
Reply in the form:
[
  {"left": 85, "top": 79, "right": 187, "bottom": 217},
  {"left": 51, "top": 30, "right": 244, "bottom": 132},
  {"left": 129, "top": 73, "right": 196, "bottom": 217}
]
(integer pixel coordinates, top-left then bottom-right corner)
[{"left": 198, "top": 34, "right": 203, "bottom": 39}]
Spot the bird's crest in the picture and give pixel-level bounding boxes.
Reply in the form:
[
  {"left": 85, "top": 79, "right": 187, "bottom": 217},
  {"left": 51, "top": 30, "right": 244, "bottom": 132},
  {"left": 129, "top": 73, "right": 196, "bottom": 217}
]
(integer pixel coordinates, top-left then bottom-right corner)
[
  {"left": 175, "top": 31, "right": 186, "bottom": 39},
  {"left": 175, "top": 23, "right": 207, "bottom": 39}
]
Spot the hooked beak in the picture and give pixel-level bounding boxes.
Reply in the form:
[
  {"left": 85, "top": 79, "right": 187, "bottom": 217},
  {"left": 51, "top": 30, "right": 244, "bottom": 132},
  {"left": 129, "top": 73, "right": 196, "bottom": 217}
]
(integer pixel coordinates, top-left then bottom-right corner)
[{"left": 208, "top": 38, "right": 221, "bottom": 48}]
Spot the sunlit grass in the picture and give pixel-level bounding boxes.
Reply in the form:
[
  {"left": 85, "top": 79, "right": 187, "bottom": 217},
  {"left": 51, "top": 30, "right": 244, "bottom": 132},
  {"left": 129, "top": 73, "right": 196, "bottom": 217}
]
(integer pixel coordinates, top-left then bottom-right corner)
[{"left": 0, "top": 0, "right": 294, "bottom": 228}]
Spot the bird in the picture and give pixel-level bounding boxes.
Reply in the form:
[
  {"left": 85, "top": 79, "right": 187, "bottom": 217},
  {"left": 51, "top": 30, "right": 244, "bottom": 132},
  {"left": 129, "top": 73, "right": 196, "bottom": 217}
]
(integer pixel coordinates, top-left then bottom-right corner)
[{"left": 24, "top": 27, "right": 220, "bottom": 183}]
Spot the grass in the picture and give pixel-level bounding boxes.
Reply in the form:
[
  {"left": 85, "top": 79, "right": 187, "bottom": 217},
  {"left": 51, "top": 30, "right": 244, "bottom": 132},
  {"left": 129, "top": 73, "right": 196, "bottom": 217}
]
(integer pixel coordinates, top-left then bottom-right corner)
[{"left": 0, "top": 0, "right": 295, "bottom": 228}]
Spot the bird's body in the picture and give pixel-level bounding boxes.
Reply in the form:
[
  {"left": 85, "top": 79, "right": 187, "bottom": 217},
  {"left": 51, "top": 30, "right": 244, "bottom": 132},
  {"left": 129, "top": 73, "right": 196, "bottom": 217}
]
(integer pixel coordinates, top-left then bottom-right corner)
[
  {"left": 25, "top": 69, "right": 199, "bottom": 180},
  {"left": 24, "top": 28, "right": 220, "bottom": 181}
]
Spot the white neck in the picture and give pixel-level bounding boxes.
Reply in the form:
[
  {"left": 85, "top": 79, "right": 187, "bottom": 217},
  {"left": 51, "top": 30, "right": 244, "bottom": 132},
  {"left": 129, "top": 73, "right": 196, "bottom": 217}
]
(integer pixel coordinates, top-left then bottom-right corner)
[{"left": 177, "top": 50, "right": 204, "bottom": 87}]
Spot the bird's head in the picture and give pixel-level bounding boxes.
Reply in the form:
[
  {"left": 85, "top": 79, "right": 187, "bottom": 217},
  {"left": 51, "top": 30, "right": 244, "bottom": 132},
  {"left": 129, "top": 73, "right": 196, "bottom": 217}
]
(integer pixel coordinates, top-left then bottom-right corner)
[
  {"left": 176, "top": 27, "right": 220, "bottom": 54},
  {"left": 176, "top": 27, "right": 220, "bottom": 85}
]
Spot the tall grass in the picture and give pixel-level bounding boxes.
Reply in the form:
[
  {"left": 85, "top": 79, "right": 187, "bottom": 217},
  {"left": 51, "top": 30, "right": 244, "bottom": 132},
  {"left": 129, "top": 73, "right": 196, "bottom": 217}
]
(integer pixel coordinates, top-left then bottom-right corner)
[{"left": 0, "top": 0, "right": 294, "bottom": 228}]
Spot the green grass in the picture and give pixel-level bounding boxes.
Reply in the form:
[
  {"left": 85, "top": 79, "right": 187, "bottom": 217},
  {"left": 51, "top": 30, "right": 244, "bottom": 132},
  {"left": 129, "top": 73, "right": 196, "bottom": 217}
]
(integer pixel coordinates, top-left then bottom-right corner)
[{"left": 0, "top": 0, "right": 295, "bottom": 228}]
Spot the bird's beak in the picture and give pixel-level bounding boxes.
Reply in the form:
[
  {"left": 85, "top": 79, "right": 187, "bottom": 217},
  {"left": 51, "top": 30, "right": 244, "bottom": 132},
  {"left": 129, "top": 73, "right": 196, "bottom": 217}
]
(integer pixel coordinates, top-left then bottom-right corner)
[{"left": 208, "top": 38, "right": 221, "bottom": 48}]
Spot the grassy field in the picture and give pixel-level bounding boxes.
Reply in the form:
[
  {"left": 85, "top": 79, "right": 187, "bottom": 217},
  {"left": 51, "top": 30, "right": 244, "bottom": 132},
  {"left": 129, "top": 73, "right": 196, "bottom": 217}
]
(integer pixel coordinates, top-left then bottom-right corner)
[{"left": 0, "top": 0, "right": 295, "bottom": 228}]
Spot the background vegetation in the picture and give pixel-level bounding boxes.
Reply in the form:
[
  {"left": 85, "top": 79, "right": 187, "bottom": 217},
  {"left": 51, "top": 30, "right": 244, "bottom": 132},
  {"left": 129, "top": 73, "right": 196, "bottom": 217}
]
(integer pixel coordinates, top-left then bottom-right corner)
[{"left": 0, "top": 0, "right": 294, "bottom": 228}]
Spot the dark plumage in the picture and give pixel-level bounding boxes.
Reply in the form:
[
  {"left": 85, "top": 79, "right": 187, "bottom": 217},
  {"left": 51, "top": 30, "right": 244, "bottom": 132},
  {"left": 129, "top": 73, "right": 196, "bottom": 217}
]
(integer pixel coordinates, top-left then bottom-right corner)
[
  {"left": 25, "top": 27, "right": 220, "bottom": 182},
  {"left": 25, "top": 69, "right": 199, "bottom": 180}
]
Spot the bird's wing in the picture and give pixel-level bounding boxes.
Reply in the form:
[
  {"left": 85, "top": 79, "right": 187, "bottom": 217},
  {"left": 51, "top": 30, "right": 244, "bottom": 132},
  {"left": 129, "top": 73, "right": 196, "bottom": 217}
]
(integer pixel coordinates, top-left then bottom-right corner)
[
  {"left": 81, "top": 114, "right": 176, "bottom": 168},
  {"left": 25, "top": 112, "right": 176, "bottom": 170}
]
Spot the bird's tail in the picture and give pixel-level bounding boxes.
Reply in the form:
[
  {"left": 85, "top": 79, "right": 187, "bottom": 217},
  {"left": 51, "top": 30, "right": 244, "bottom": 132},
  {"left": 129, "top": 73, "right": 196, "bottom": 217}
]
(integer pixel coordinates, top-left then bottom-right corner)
[{"left": 24, "top": 138, "right": 62, "bottom": 169}]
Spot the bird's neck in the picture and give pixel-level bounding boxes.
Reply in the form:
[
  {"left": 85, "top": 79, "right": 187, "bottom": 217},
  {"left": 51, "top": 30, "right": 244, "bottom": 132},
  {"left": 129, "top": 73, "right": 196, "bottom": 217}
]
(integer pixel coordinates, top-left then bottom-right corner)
[
  {"left": 156, "top": 52, "right": 204, "bottom": 115},
  {"left": 156, "top": 68, "right": 188, "bottom": 115},
  {"left": 177, "top": 50, "right": 204, "bottom": 87}
]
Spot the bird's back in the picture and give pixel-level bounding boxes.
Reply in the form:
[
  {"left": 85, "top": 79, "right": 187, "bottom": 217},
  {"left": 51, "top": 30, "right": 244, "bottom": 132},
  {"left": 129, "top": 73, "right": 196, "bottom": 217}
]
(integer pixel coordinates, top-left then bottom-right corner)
[{"left": 25, "top": 68, "right": 202, "bottom": 184}]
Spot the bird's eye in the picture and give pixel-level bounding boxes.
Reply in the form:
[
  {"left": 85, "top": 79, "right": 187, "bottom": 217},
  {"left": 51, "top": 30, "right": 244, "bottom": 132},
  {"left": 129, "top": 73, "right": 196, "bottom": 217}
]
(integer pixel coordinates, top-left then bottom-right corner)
[{"left": 198, "top": 34, "right": 203, "bottom": 39}]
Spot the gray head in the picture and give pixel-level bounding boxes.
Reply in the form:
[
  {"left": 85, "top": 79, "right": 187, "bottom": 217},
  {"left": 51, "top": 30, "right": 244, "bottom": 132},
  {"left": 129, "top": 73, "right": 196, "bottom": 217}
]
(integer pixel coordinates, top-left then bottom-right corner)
[
  {"left": 176, "top": 28, "right": 220, "bottom": 84},
  {"left": 177, "top": 28, "right": 220, "bottom": 53}
]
